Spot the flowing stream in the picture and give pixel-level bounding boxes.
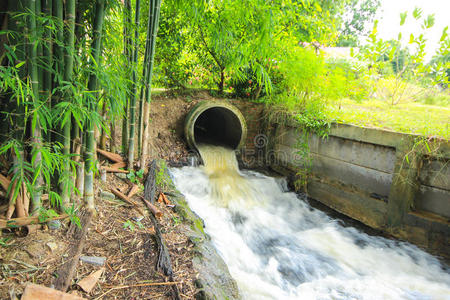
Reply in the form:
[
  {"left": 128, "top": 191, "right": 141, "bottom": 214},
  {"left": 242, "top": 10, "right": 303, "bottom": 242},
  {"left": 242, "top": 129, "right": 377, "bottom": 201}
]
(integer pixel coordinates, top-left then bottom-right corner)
[{"left": 171, "top": 145, "right": 450, "bottom": 300}]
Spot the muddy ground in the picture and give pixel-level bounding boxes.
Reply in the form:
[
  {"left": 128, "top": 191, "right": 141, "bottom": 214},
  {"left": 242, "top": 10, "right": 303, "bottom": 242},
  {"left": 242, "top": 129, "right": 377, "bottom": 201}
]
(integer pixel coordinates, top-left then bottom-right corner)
[{"left": 0, "top": 90, "right": 238, "bottom": 299}]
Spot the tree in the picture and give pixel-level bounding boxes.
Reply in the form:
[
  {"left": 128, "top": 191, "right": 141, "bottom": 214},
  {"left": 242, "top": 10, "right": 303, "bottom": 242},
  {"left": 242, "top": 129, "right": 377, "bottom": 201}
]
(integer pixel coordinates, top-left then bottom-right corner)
[
  {"left": 337, "top": 0, "right": 381, "bottom": 47},
  {"left": 157, "top": 0, "right": 346, "bottom": 95}
]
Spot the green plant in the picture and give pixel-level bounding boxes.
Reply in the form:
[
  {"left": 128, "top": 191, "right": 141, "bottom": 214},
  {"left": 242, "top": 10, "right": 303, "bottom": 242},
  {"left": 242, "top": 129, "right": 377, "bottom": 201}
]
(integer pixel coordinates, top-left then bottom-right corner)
[
  {"left": 38, "top": 208, "right": 59, "bottom": 223},
  {"left": 123, "top": 219, "right": 144, "bottom": 231},
  {"left": 0, "top": 237, "right": 13, "bottom": 248},
  {"left": 123, "top": 219, "right": 135, "bottom": 231},
  {"left": 127, "top": 169, "right": 145, "bottom": 184},
  {"left": 155, "top": 160, "right": 169, "bottom": 190}
]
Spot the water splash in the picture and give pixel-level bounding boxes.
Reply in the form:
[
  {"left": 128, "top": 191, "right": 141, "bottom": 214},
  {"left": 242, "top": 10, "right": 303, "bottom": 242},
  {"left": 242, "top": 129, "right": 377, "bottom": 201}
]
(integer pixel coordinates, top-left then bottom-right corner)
[
  {"left": 197, "top": 144, "right": 256, "bottom": 208},
  {"left": 171, "top": 146, "right": 450, "bottom": 300}
]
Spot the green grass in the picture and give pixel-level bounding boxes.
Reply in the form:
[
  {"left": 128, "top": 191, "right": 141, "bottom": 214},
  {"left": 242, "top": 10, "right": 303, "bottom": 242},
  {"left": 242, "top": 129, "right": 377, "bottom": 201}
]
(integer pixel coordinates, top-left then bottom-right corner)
[{"left": 325, "top": 99, "right": 450, "bottom": 139}]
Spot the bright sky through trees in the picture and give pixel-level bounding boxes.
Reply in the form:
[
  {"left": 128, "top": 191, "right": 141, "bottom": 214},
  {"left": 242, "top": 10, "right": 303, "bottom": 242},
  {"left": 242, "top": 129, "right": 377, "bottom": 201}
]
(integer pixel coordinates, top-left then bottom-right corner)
[{"left": 376, "top": 0, "right": 449, "bottom": 61}]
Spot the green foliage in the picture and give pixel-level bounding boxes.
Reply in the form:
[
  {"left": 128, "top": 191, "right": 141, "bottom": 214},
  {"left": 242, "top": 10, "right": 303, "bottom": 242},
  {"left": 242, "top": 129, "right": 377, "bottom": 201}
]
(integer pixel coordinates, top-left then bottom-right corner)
[
  {"left": 127, "top": 169, "right": 145, "bottom": 184},
  {"left": 38, "top": 207, "right": 59, "bottom": 223},
  {"left": 156, "top": 0, "right": 346, "bottom": 94},
  {"left": 337, "top": 0, "right": 381, "bottom": 46},
  {"left": 155, "top": 160, "right": 170, "bottom": 190},
  {"left": 123, "top": 219, "right": 144, "bottom": 231}
]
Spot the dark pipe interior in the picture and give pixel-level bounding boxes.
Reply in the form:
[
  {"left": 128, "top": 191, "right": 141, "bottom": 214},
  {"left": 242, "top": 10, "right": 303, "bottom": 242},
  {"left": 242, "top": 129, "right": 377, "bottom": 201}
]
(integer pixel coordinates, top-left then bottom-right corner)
[{"left": 194, "top": 107, "right": 242, "bottom": 149}]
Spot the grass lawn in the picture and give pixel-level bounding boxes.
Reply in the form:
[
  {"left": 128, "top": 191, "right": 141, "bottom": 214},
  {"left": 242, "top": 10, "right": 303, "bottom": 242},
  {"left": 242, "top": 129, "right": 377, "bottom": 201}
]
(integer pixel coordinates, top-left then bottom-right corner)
[{"left": 324, "top": 99, "right": 450, "bottom": 140}]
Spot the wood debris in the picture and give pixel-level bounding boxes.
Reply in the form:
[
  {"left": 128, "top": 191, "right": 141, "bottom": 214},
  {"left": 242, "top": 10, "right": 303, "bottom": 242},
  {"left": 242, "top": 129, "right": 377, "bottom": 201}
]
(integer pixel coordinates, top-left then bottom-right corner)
[
  {"left": 21, "top": 283, "right": 86, "bottom": 300},
  {"left": 77, "top": 268, "right": 104, "bottom": 293}
]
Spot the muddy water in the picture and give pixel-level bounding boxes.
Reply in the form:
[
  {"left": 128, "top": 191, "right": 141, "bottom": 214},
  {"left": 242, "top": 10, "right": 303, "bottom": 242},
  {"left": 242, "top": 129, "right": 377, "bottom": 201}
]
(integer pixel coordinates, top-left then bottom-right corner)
[{"left": 171, "top": 145, "right": 450, "bottom": 300}]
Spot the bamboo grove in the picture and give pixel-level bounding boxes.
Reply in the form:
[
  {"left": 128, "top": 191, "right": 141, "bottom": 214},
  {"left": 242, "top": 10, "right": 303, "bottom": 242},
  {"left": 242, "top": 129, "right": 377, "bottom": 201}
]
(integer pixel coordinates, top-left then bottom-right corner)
[{"left": 0, "top": 0, "right": 162, "bottom": 221}]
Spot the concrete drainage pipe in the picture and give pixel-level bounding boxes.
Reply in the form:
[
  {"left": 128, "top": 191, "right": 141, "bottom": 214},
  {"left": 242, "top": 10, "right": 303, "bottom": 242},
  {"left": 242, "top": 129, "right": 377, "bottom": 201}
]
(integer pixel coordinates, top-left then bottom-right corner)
[{"left": 184, "top": 101, "right": 247, "bottom": 150}]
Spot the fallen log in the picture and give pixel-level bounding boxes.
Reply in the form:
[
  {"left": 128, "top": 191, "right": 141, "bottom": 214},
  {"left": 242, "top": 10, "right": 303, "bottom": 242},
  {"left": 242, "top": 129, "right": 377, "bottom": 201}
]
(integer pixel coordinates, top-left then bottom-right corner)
[
  {"left": 143, "top": 160, "right": 180, "bottom": 300},
  {"left": 0, "top": 214, "right": 68, "bottom": 229},
  {"left": 101, "top": 166, "right": 129, "bottom": 174},
  {"left": 144, "top": 160, "right": 157, "bottom": 203},
  {"left": 96, "top": 149, "right": 123, "bottom": 164},
  {"left": 53, "top": 209, "right": 93, "bottom": 292}
]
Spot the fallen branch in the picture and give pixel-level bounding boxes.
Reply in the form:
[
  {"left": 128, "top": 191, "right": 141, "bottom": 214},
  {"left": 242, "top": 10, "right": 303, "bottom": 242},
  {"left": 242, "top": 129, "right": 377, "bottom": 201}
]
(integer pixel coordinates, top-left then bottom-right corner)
[
  {"left": 101, "top": 166, "right": 129, "bottom": 174},
  {"left": 0, "top": 214, "right": 69, "bottom": 229},
  {"left": 111, "top": 188, "right": 145, "bottom": 215},
  {"left": 97, "top": 149, "right": 123, "bottom": 163}
]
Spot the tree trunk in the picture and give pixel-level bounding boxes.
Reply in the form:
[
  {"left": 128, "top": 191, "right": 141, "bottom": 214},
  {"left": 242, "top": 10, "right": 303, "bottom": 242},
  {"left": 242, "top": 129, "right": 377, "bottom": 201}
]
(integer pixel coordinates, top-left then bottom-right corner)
[{"left": 127, "top": 0, "right": 141, "bottom": 170}]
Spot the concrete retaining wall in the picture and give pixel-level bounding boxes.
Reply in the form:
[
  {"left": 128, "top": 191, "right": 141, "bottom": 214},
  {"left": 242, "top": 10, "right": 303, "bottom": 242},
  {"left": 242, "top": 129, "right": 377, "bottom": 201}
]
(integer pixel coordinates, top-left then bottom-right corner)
[{"left": 264, "top": 120, "right": 450, "bottom": 258}]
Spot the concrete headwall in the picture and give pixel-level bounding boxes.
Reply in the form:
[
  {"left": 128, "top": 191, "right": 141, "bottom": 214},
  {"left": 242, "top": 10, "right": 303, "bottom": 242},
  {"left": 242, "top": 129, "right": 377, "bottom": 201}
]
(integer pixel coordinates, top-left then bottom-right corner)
[{"left": 265, "top": 120, "right": 450, "bottom": 258}]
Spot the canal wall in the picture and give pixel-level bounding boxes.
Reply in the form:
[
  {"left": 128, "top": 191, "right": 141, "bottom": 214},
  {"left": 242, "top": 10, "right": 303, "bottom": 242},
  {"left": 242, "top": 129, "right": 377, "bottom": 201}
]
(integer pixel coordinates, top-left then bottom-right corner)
[{"left": 262, "top": 118, "right": 449, "bottom": 258}]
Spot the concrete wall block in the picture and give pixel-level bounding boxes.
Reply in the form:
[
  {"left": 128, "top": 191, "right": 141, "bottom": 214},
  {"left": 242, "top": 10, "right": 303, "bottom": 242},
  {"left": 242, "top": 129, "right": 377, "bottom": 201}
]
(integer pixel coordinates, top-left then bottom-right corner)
[
  {"left": 280, "top": 128, "right": 396, "bottom": 173},
  {"left": 310, "top": 153, "right": 393, "bottom": 197},
  {"left": 272, "top": 144, "right": 392, "bottom": 197},
  {"left": 415, "top": 185, "right": 450, "bottom": 218},
  {"left": 308, "top": 179, "right": 387, "bottom": 229},
  {"left": 419, "top": 158, "right": 450, "bottom": 191}
]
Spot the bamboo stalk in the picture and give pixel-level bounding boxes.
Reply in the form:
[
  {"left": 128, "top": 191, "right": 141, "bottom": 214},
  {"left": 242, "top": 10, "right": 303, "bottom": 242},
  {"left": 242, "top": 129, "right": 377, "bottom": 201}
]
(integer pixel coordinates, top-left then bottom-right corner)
[
  {"left": 61, "top": 0, "right": 76, "bottom": 208},
  {"left": 28, "top": 0, "right": 43, "bottom": 215},
  {"left": 140, "top": 0, "right": 162, "bottom": 170},
  {"left": 122, "top": 0, "right": 132, "bottom": 155},
  {"left": 84, "top": 0, "right": 106, "bottom": 211},
  {"left": 110, "top": 116, "right": 116, "bottom": 152},
  {"left": 127, "top": 0, "right": 141, "bottom": 170}
]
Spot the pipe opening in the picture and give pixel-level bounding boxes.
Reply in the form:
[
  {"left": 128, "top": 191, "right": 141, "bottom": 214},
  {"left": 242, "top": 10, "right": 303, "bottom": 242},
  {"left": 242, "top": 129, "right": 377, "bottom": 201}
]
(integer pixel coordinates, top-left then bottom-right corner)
[{"left": 193, "top": 107, "right": 242, "bottom": 149}]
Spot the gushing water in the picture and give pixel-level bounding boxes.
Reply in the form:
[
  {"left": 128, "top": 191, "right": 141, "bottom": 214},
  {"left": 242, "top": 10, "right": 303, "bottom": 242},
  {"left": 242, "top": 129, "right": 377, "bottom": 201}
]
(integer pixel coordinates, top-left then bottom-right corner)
[{"left": 171, "top": 146, "right": 450, "bottom": 300}]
